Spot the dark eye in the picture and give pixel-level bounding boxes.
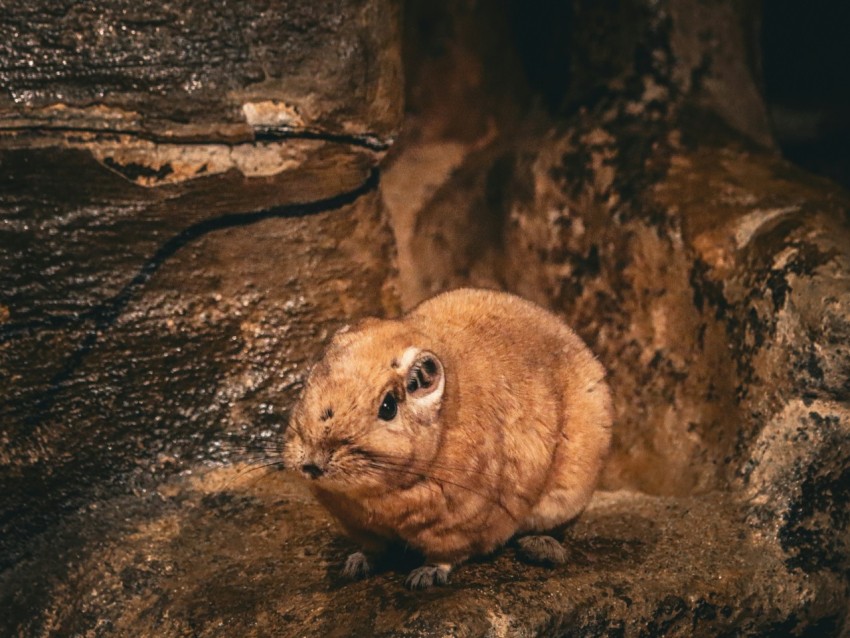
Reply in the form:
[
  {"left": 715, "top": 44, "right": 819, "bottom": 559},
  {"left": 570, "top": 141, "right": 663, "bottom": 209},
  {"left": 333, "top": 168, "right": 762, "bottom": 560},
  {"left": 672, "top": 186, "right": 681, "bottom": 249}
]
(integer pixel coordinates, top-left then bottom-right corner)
[{"left": 378, "top": 393, "right": 398, "bottom": 421}]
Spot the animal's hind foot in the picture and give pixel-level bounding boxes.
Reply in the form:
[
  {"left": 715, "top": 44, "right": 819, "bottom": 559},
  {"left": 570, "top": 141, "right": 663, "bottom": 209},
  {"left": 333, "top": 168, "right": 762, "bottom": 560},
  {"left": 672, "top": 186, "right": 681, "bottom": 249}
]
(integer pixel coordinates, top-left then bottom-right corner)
[
  {"left": 342, "top": 551, "right": 373, "bottom": 580},
  {"left": 405, "top": 564, "right": 451, "bottom": 589},
  {"left": 515, "top": 534, "right": 569, "bottom": 566}
]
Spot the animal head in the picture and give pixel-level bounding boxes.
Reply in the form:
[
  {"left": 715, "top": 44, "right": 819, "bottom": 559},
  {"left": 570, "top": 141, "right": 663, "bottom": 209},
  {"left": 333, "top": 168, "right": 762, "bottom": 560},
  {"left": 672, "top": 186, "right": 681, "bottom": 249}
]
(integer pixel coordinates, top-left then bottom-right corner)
[{"left": 283, "top": 319, "right": 446, "bottom": 494}]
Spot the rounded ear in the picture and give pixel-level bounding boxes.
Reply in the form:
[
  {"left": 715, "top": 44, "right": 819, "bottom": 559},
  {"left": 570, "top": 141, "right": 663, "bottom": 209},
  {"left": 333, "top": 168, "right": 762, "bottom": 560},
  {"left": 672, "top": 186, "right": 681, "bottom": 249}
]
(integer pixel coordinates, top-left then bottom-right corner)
[
  {"left": 335, "top": 324, "right": 351, "bottom": 336},
  {"left": 403, "top": 350, "right": 445, "bottom": 422},
  {"left": 329, "top": 323, "right": 351, "bottom": 346}
]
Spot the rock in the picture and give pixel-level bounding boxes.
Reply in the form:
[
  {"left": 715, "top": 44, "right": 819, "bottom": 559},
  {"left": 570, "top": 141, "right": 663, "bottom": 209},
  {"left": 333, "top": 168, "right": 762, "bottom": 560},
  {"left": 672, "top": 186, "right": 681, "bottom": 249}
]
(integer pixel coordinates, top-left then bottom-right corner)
[
  {"left": 2, "top": 0, "right": 850, "bottom": 635},
  {"left": 386, "top": 0, "right": 850, "bottom": 633},
  {"left": 0, "top": 0, "right": 401, "bottom": 633},
  {"left": 0, "top": 142, "right": 399, "bottom": 579},
  {"left": 5, "top": 467, "right": 846, "bottom": 636},
  {"left": 0, "top": 0, "right": 401, "bottom": 143}
]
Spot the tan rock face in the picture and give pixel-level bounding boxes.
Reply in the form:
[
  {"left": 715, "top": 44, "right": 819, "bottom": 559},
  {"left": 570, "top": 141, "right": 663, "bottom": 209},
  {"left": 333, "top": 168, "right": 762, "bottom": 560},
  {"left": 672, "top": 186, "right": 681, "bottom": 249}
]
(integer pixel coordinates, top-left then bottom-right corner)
[
  {"left": 381, "top": 0, "right": 849, "bottom": 633},
  {"left": 2, "top": 0, "right": 850, "bottom": 635},
  {"left": 0, "top": 0, "right": 403, "bottom": 633},
  {"left": 9, "top": 466, "right": 844, "bottom": 637}
]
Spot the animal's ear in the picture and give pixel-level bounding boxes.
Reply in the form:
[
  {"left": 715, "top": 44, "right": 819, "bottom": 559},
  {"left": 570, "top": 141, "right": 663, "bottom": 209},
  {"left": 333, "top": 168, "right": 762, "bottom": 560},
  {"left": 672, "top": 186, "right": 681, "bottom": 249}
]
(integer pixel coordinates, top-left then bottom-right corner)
[
  {"left": 330, "top": 323, "right": 351, "bottom": 345},
  {"left": 402, "top": 350, "right": 445, "bottom": 422}
]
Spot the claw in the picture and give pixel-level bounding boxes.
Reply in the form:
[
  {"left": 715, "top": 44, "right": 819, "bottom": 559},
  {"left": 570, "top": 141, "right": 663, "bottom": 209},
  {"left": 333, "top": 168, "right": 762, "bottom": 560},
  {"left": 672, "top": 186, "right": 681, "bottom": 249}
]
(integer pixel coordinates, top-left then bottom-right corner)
[
  {"left": 516, "top": 535, "right": 569, "bottom": 565},
  {"left": 405, "top": 564, "right": 451, "bottom": 590},
  {"left": 342, "top": 551, "right": 372, "bottom": 580}
]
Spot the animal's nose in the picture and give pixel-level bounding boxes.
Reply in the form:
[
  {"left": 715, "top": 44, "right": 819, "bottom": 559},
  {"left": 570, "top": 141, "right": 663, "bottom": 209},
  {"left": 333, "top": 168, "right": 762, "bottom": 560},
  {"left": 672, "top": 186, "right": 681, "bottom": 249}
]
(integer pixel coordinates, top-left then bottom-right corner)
[{"left": 301, "top": 462, "right": 324, "bottom": 479}]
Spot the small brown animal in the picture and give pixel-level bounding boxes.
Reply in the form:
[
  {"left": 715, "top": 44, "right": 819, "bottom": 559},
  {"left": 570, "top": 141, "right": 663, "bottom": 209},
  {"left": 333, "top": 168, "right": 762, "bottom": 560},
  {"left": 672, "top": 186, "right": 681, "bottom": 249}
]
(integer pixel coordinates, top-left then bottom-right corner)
[{"left": 284, "top": 288, "right": 612, "bottom": 589}]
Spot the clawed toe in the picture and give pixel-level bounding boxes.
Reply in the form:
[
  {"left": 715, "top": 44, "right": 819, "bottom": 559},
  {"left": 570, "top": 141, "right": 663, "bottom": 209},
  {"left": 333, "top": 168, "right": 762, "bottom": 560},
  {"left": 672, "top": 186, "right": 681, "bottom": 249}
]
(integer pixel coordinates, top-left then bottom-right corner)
[
  {"left": 516, "top": 535, "right": 569, "bottom": 566},
  {"left": 405, "top": 564, "right": 451, "bottom": 590},
  {"left": 342, "top": 551, "right": 372, "bottom": 580}
]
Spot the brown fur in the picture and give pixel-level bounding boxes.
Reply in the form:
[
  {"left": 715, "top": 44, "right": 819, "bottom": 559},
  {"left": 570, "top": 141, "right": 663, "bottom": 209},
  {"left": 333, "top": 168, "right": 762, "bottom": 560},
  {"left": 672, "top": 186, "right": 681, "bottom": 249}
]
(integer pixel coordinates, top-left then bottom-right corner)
[{"left": 284, "top": 288, "right": 612, "bottom": 587}]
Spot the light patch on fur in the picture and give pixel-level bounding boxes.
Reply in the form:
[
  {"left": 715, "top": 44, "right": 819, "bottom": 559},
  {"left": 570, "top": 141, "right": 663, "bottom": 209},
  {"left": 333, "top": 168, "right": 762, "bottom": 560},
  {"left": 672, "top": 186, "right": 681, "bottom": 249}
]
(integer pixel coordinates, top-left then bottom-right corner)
[
  {"left": 336, "top": 324, "right": 351, "bottom": 336},
  {"left": 410, "top": 372, "right": 444, "bottom": 414},
  {"left": 398, "top": 346, "right": 420, "bottom": 372}
]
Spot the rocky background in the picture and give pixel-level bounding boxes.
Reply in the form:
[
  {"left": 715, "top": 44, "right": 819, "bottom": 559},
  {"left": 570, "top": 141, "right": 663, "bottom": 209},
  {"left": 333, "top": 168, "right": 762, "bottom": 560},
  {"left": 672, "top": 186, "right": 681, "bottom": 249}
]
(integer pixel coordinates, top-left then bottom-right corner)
[{"left": 1, "top": 0, "right": 848, "bottom": 636}]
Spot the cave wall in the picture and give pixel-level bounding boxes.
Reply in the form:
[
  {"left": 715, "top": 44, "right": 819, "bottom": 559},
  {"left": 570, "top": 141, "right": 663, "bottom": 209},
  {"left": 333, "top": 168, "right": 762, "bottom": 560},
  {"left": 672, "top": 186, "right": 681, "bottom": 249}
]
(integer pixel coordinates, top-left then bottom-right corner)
[
  {"left": 1, "top": 0, "right": 849, "bottom": 636},
  {"left": 385, "top": 0, "right": 850, "bottom": 496},
  {"left": 0, "top": 1, "right": 402, "bottom": 628},
  {"left": 381, "top": 1, "right": 850, "bottom": 631}
]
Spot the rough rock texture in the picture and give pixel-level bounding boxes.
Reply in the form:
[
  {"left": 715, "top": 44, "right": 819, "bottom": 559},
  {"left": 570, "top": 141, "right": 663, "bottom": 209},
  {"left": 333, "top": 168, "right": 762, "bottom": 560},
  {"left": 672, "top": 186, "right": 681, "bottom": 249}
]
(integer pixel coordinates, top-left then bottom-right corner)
[
  {"left": 0, "top": 0, "right": 401, "bottom": 188},
  {"left": 387, "top": 0, "right": 850, "bottom": 491},
  {"left": 2, "top": 0, "right": 850, "bottom": 636},
  {"left": 0, "top": 147, "right": 397, "bottom": 573},
  {"left": 0, "top": 0, "right": 401, "bottom": 142},
  {"left": 5, "top": 465, "right": 847, "bottom": 637},
  {"left": 383, "top": 0, "right": 850, "bottom": 633},
  {"left": 0, "top": 0, "right": 402, "bottom": 634}
]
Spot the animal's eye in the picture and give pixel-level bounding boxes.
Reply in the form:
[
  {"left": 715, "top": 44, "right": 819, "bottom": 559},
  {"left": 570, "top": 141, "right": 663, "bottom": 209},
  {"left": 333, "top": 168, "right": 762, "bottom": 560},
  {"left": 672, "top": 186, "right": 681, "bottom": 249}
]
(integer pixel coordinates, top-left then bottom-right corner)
[{"left": 378, "top": 393, "right": 398, "bottom": 421}]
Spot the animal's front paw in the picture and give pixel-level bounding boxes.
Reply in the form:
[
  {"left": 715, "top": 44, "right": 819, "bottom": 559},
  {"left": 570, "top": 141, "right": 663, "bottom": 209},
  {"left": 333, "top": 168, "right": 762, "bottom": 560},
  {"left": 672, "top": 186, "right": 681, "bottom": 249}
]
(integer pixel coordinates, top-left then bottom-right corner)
[
  {"left": 516, "top": 535, "right": 569, "bottom": 565},
  {"left": 404, "top": 564, "right": 451, "bottom": 590},
  {"left": 342, "top": 551, "right": 372, "bottom": 580}
]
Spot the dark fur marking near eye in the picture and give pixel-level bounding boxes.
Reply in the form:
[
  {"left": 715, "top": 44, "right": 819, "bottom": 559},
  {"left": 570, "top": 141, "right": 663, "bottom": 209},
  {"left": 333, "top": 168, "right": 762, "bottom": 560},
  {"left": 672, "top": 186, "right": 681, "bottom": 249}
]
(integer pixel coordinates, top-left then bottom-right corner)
[
  {"left": 391, "top": 358, "right": 399, "bottom": 369},
  {"left": 320, "top": 407, "right": 334, "bottom": 421}
]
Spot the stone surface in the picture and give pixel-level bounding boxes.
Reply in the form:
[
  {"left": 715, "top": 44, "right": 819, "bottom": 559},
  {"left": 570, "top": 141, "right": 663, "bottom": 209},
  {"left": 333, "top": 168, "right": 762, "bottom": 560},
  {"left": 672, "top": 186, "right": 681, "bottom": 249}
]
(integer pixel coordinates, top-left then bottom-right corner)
[
  {"left": 0, "top": 143, "right": 398, "bottom": 576},
  {"left": 1, "top": 0, "right": 403, "bottom": 634},
  {"left": 3, "top": 0, "right": 850, "bottom": 636},
  {"left": 0, "top": 0, "right": 401, "bottom": 190},
  {"left": 0, "top": 0, "right": 402, "bottom": 143},
  {"left": 389, "top": 0, "right": 850, "bottom": 493},
  {"left": 384, "top": 0, "right": 850, "bottom": 633},
  {"left": 4, "top": 466, "right": 847, "bottom": 636}
]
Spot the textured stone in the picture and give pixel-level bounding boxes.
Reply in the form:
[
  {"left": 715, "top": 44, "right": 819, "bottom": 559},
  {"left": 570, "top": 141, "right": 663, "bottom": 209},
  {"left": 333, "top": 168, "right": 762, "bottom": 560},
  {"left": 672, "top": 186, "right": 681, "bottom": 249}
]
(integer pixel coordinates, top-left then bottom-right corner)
[
  {"left": 0, "top": 145, "right": 398, "bottom": 576},
  {"left": 0, "top": 0, "right": 402, "bottom": 633},
  {"left": 0, "top": 0, "right": 401, "bottom": 189},
  {"left": 385, "top": 0, "right": 850, "bottom": 633},
  {"left": 4, "top": 467, "right": 846, "bottom": 636},
  {"left": 3, "top": 0, "right": 850, "bottom": 635},
  {"left": 0, "top": 0, "right": 402, "bottom": 143}
]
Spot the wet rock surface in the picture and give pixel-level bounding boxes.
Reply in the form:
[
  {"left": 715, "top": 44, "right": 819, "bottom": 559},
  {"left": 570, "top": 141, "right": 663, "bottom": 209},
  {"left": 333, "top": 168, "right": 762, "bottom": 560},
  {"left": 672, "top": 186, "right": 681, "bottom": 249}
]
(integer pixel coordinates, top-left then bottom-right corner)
[
  {"left": 0, "top": 146, "right": 396, "bottom": 576},
  {"left": 2, "top": 0, "right": 850, "bottom": 636},
  {"left": 0, "top": 0, "right": 401, "bottom": 142},
  {"left": 382, "top": 0, "right": 850, "bottom": 634},
  {"left": 7, "top": 465, "right": 847, "bottom": 637},
  {"left": 1, "top": 0, "right": 403, "bottom": 634}
]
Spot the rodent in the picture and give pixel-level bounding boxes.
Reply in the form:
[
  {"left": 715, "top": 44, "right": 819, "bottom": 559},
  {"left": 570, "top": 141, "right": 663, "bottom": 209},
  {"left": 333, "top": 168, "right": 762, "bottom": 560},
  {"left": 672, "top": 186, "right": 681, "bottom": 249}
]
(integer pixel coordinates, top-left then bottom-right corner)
[{"left": 284, "top": 288, "right": 612, "bottom": 589}]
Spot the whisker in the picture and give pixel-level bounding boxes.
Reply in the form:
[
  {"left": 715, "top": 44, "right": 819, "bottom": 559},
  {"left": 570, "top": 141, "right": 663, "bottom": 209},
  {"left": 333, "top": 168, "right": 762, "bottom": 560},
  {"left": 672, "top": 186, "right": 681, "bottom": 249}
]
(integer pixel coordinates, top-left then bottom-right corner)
[
  {"left": 218, "top": 452, "right": 283, "bottom": 464},
  {"left": 368, "top": 451, "right": 505, "bottom": 482},
  {"left": 216, "top": 445, "right": 286, "bottom": 461},
  {"left": 341, "top": 444, "right": 512, "bottom": 503},
  {"left": 239, "top": 460, "right": 287, "bottom": 474},
  {"left": 243, "top": 466, "right": 286, "bottom": 488},
  {"left": 219, "top": 442, "right": 285, "bottom": 451},
  {"left": 360, "top": 458, "right": 518, "bottom": 522},
  {"left": 218, "top": 460, "right": 287, "bottom": 491}
]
